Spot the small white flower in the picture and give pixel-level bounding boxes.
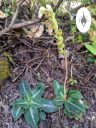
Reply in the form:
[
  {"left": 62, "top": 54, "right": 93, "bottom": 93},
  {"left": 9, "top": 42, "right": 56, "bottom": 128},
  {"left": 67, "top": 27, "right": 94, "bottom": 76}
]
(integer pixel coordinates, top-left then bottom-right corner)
[
  {"left": 46, "top": 4, "right": 52, "bottom": 10},
  {"left": 38, "top": 7, "right": 46, "bottom": 18}
]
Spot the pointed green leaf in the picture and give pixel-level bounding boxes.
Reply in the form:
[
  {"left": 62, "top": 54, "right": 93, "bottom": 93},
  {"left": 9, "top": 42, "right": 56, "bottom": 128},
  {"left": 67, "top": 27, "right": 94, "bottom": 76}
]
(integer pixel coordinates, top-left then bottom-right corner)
[
  {"left": 64, "top": 109, "right": 83, "bottom": 120},
  {"left": 19, "top": 80, "right": 31, "bottom": 100},
  {"left": 11, "top": 106, "right": 24, "bottom": 121},
  {"left": 13, "top": 98, "right": 28, "bottom": 108},
  {"left": 64, "top": 108, "right": 76, "bottom": 118},
  {"left": 31, "top": 98, "right": 42, "bottom": 108},
  {"left": 41, "top": 99, "right": 58, "bottom": 113},
  {"left": 31, "top": 83, "right": 45, "bottom": 98},
  {"left": 64, "top": 96, "right": 88, "bottom": 120},
  {"left": 59, "top": 86, "right": 64, "bottom": 99},
  {"left": 53, "top": 80, "right": 64, "bottom": 98},
  {"left": 65, "top": 97, "right": 86, "bottom": 114},
  {"left": 53, "top": 80, "right": 61, "bottom": 96},
  {"left": 85, "top": 44, "right": 96, "bottom": 55},
  {"left": 24, "top": 107, "right": 39, "bottom": 128},
  {"left": 40, "top": 111, "right": 46, "bottom": 120},
  {"left": 68, "top": 90, "right": 83, "bottom": 99},
  {"left": 53, "top": 96, "right": 64, "bottom": 106}
]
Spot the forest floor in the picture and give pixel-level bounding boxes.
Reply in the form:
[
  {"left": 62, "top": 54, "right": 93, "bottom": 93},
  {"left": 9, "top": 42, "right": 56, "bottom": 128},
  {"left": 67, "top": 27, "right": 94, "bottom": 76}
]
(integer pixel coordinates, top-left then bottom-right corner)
[{"left": 0, "top": 1, "right": 96, "bottom": 128}]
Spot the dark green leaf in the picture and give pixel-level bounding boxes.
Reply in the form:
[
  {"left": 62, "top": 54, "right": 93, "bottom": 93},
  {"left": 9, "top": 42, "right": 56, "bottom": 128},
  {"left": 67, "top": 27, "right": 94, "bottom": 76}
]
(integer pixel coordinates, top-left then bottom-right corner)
[
  {"left": 64, "top": 96, "right": 88, "bottom": 120},
  {"left": 53, "top": 80, "right": 64, "bottom": 98},
  {"left": 19, "top": 80, "right": 31, "bottom": 100},
  {"left": 13, "top": 98, "right": 28, "bottom": 108},
  {"left": 31, "top": 83, "right": 45, "bottom": 98},
  {"left": 53, "top": 96, "right": 64, "bottom": 106},
  {"left": 59, "top": 86, "right": 64, "bottom": 99},
  {"left": 68, "top": 90, "right": 83, "bottom": 99},
  {"left": 64, "top": 108, "right": 75, "bottom": 118},
  {"left": 65, "top": 97, "right": 86, "bottom": 114},
  {"left": 53, "top": 80, "right": 61, "bottom": 96},
  {"left": 87, "top": 56, "right": 96, "bottom": 63},
  {"left": 40, "top": 111, "right": 46, "bottom": 120},
  {"left": 41, "top": 99, "right": 58, "bottom": 113},
  {"left": 64, "top": 109, "right": 83, "bottom": 120},
  {"left": 11, "top": 106, "right": 24, "bottom": 121},
  {"left": 24, "top": 107, "right": 39, "bottom": 128},
  {"left": 31, "top": 98, "right": 42, "bottom": 108}
]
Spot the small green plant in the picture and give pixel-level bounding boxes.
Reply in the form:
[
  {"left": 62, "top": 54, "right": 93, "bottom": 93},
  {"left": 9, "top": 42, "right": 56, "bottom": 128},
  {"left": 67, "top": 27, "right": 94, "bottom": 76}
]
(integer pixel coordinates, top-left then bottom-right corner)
[
  {"left": 11, "top": 80, "right": 88, "bottom": 127},
  {"left": 68, "top": 78, "right": 77, "bottom": 86},
  {"left": 53, "top": 80, "right": 88, "bottom": 120},
  {"left": 11, "top": 80, "right": 57, "bottom": 128}
]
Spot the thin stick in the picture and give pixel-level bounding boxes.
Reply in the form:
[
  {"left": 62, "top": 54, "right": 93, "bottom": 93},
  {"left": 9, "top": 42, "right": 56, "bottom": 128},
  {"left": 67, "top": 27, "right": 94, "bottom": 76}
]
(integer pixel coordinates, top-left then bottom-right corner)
[
  {"left": 9, "top": 0, "right": 25, "bottom": 27},
  {"left": 0, "top": 19, "right": 41, "bottom": 37},
  {"left": 64, "top": 51, "right": 68, "bottom": 101}
]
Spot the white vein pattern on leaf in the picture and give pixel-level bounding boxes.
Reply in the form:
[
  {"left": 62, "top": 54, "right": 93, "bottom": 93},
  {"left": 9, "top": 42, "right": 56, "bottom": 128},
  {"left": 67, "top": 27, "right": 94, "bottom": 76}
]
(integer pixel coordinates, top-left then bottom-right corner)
[
  {"left": 17, "top": 101, "right": 28, "bottom": 105},
  {"left": 32, "top": 89, "right": 42, "bottom": 98},
  {"left": 66, "top": 108, "right": 82, "bottom": 119},
  {"left": 16, "top": 107, "right": 21, "bottom": 117},
  {"left": 30, "top": 108, "right": 37, "bottom": 127},
  {"left": 22, "top": 82, "right": 30, "bottom": 101},
  {"left": 43, "top": 104, "right": 56, "bottom": 108},
  {"left": 32, "top": 101, "right": 41, "bottom": 106},
  {"left": 67, "top": 101, "right": 85, "bottom": 112}
]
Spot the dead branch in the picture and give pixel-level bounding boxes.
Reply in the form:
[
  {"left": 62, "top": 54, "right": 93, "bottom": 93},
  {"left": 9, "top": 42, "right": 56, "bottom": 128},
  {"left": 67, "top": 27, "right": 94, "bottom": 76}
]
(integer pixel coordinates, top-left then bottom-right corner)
[
  {"left": 9, "top": 0, "right": 25, "bottom": 27},
  {"left": 0, "top": 19, "right": 42, "bottom": 37}
]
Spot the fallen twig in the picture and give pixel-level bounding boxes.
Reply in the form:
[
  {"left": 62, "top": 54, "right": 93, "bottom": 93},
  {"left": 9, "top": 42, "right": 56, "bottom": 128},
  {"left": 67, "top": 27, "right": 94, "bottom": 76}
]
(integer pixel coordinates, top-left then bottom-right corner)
[
  {"left": 9, "top": 0, "right": 25, "bottom": 27},
  {"left": 0, "top": 19, "right": 41, "bottom": 37}
]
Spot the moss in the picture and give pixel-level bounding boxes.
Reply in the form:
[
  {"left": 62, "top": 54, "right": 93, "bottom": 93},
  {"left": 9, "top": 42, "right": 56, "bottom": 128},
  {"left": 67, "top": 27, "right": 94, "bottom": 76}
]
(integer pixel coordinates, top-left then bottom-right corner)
[{"left": 0, "top": 60, "right": 10, "bottom": 81}]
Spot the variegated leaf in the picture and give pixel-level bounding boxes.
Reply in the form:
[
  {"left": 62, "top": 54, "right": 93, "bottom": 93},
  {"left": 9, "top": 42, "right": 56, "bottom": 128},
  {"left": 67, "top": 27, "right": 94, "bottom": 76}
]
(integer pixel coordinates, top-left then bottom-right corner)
[
  {"left": 68, "top": 90, "right": 83, "bottom": 99},
  {"left": 19, "top": 80, "right": 31, "bottom": 100},
  {"left": 53, "top": 80, "right": 61, "bottom": 96},
  {"left": 31, "top": 83, "right": 45, "bottom": 98},
  {"left": 53, "top": 96, "right": 64, "bottom": 106},
  {"left": 13, "top": 98, "right": 28, "bottom": 108},
  {"left": 65, "top": 97, "right": 86, "bottom": 114},
  {"left": 24, "top": 107, "right": 39, "bottom": 128},
  {"left": 41, "top": 99, "right": 58, "bottom": 113},
  {"left": 11, "top": 106, "right": 24, "bottom": 121}
]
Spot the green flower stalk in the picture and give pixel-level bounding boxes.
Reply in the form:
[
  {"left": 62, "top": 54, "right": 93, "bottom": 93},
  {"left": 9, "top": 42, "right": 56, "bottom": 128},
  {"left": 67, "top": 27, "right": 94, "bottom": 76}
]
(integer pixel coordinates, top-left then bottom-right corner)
[{"left": 38, "top": 5, "right": 65, "bottom": 58}]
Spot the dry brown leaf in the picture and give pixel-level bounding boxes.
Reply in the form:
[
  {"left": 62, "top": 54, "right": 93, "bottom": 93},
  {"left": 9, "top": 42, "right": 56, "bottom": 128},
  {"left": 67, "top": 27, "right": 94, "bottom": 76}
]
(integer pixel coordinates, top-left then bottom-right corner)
[
  {"left": 26, "top": 25, "right": 44, "bottom": 38},
  {"left": 0, "top": 10, "right": 7, "bottom": 19}
]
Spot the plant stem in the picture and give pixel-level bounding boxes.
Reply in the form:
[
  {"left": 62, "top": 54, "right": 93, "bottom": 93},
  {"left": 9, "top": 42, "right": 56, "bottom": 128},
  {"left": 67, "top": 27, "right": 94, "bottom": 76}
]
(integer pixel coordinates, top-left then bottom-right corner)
[{"left": 63, "top": 51, "right": 68, "bottom": 101}]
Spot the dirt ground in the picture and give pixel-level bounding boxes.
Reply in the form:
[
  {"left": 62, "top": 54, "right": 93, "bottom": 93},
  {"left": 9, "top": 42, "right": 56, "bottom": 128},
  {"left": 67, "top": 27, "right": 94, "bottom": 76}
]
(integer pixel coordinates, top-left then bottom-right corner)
[{"left": 0, "top": 3, "right": 96, "bottom": 128}]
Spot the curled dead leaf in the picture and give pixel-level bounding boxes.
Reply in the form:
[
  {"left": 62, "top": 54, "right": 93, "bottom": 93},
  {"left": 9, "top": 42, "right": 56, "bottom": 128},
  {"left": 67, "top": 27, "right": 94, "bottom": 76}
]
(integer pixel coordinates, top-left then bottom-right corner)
[
  {"left": 26, "top": 25, "right": 44, "bottom": 38},
  {"left": 0, "top": 10, "right": 7, "bottom": 19}
]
